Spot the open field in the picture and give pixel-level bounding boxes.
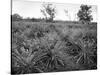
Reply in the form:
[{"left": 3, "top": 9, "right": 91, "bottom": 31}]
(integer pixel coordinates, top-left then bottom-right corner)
[{"left": 11, "top": 21, "right": 97, "bottom": 74}]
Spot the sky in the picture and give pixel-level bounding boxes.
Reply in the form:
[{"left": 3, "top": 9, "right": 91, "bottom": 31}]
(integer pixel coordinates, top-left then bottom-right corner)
[{"left": 12, "top": 0, "right": 97, "bottom": 22}]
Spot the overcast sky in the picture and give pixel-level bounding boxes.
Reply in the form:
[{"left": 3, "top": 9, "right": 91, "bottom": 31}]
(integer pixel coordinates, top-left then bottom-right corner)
[{"left": 12, "top": 0, "right": 97, "bottom": 22}]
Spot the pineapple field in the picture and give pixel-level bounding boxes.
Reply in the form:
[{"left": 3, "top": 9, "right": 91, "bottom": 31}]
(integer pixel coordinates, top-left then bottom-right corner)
[{"left": 11, "top": 21, "right": 97, "bottom": 74}]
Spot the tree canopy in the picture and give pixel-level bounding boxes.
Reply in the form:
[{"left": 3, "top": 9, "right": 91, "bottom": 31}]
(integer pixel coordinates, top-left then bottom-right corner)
[
  {"left": 77, "top": 5, "right": 93, "bottom": 24},
  {"left": 41, "top": 3, "right": 56, "bottom": 22},
  {"left": 11, "top": 14, "right": 23, "bottom": 21}
]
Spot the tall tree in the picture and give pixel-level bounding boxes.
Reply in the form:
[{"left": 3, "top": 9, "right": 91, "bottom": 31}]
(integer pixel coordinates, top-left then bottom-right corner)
[
  {"left": 77, "top": 4, "right": 93, "bottom": 24},
  {"left": 41, "top": 3, "right": 56, "bottom": 22}
]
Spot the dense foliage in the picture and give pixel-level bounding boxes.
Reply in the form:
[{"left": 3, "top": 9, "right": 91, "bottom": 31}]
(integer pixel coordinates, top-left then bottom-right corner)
[
  {"left": 11, "top": 22, "right": 97, "bottom": 74},
  {"left": 11, "top": 14, "right": 23, "bottom": 21},
  {"left": 41, "top": 3, "right": 56, "bottom": 22},
  {"left": 77, "top": 5, "right": 93, "bottom": 24}
]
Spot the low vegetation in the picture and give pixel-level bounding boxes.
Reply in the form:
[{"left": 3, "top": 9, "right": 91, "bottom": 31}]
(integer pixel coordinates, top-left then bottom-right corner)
[{"left": 11, "top": 21, "right": 97, "bottom": 74}]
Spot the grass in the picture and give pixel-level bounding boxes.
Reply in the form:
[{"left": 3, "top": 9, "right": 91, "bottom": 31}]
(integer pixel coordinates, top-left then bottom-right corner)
[{"left": 11, "top": 21, "right": 97, "bottom": 74}]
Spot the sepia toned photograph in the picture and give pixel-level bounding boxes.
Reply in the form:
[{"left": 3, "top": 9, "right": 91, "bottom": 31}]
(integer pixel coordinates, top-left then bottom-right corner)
[{"left": 11, "top": 0, "right": 97, "bottom": 74}]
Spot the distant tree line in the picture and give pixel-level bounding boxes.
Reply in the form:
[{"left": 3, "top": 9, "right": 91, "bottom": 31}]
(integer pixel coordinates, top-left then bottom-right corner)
[
  {"left": 12, "top": 4, "right": 93, "bottom": 24},
  {"left": 11, "top": 14, "right": 45, "bottom": 22}
]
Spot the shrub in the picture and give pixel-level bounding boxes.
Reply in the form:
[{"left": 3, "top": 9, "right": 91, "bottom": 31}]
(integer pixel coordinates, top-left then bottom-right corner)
[{"left": 74, "top": 32, "right": 97, "bottom": 69}]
